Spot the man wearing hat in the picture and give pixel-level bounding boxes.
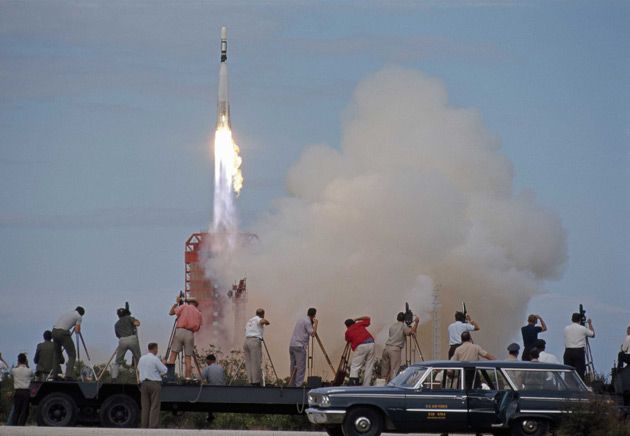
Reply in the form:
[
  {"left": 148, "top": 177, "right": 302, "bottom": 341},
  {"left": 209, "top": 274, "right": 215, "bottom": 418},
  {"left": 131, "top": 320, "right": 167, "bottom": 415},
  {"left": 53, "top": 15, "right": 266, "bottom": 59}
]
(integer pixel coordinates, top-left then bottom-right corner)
[
  {"left": 506, "top": 343, "right": 520, "bottom": 361},
  {"left": 167, "top": 294, "right": 202, "bottom": 379},
  {"left": 111, "top": 307, "right": 141, "bottom": 380}
]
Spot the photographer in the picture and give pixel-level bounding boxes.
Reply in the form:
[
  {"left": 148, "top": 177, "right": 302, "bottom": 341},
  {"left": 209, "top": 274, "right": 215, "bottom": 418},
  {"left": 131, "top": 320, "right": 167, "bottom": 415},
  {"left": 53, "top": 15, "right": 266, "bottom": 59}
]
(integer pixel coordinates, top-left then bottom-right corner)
[
  {"left": 381, "top": 311, "right": 419, "bottom": 381},
  {"left": 563, "top": 312, "right": 595, "bottom": 380},
  {"left": 166, "top": 294, "right": 202, "bottom": 380},
  {"left": 111, "top": 307, "right": 141, "bottom": 380},
  {"left": 447, "top": 311, "right": 479, "bottom": 359},
  {"left": 521, "top": 314, "right": 547, "bottom": 361},
  {"left": 618, "top": 326, "right": 630, "bottom": 369}
]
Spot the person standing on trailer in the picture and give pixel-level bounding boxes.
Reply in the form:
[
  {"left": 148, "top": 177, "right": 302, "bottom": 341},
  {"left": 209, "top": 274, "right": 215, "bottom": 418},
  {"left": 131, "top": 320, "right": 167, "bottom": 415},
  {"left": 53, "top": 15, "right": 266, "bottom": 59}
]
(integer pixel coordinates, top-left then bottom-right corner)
[
  {"left": 51, "top": 306, "right": 85, "bottom": 379},
  {"left": 244, "top": 308, "right": 270, "bottom": 386},
  {"left": 34, "top": 330, "right": 62, "bottom": 380},
  {"left": 563, "top": 313, "right": 595, "bottom": 380},
  {"left": 345, "top": 316, "right": 376, "bottom": 386},
  {"left": 11, "top": 353, "right": 33, "bottom": 426},
  {"left": 289, "top": 307, "right": 318, "bottom": 387},
  {"left": 521, "top": 314, "right": 547, "bottom": 361},
  {"left": 381, "top": 312, "right": 419, "bottom": 381},
  {"left": 447, "top": 311, "right": 479, "bottom": 359},
  {"left": 166, "top": 295, "right": 202, "bottom": 380},
  {"left": 111, "top": 307, "right": 141, "bottom": 380},
  {"left": 138, "top": 342, "right": 167, "bottom": 428}
]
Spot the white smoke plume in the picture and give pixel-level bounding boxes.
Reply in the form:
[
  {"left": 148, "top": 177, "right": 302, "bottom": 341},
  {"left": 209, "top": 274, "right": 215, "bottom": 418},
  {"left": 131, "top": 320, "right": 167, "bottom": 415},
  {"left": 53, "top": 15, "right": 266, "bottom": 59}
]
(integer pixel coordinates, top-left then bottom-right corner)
[{"left": 208, "top": 66, "right": 566, "bottom": 375}]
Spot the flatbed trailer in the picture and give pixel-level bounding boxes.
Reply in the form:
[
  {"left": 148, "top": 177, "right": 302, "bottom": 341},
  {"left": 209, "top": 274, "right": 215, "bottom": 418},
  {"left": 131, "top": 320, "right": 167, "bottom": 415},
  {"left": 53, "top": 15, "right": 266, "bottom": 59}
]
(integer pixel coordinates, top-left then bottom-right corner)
[{"left": 29, "top": 381, "right": 310, "bottom": 428}]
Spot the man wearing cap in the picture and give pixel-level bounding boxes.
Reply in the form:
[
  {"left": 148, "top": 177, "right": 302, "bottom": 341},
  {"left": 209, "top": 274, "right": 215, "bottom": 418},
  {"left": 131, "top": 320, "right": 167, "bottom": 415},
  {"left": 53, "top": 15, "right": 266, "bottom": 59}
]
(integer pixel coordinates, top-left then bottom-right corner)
[
  {"left": 345, "top": 316, "right": 376, "bottom": 386},
  {"left": 244, "top": 308, "right": 270, "bottom": 386},
  {"left": 167, "top": 295, "right": 202, "bottom": 379},
  {"left": 52, "top": 306, "right": 85, "bottom": 378},
  {"left": 521, "top": 314, "right": 547, "bottom": 361},
  {"left": 506, "top": 343, "right": 520, "bottom": 361},
  {"left": 111, "top": 307, "right": 141, "bottom": 380}
]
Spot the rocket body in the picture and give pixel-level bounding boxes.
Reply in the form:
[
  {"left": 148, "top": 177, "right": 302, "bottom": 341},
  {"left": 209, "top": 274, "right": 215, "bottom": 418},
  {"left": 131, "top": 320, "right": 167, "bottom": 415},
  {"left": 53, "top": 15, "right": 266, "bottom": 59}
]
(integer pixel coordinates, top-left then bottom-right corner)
[{"left": 217, "top": 26, "right": 230, "bottom": 129}]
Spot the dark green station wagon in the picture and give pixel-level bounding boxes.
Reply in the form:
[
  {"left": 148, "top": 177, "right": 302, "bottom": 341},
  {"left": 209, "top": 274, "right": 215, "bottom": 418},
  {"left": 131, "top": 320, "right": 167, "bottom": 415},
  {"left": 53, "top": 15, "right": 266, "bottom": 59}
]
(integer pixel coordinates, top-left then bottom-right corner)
[{"left": 307, "top": 360, "right": 592, "bottom": 436}]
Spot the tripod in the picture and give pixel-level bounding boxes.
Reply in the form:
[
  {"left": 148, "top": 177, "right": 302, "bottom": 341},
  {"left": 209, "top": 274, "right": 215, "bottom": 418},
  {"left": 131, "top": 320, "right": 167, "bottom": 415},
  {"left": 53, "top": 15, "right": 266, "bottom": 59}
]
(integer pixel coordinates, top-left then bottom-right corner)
[
  {"left": 261, "top": 339, "right": 281, "bottom": 386},
  {"left": 584, "top": 338, "right": 595, "bottom": 381},
  {"left": 404, "top": 333, "right": 425, "bottom": 366},
  {"left": 75, "top": 331, "right": 97, "bottom": 381},
  {"left": 333, "top": 342, "right": 352, "bottom": 386},
  {"left": 306, "top": 333, "right": 337, "bottom": 378}
]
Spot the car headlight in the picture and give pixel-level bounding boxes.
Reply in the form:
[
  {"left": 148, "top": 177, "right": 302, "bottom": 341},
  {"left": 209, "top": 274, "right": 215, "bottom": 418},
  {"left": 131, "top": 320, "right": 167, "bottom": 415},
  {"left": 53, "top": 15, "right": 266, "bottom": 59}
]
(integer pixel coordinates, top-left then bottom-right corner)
[
  {"left": 308, "top": 393, "right": 331, "bottom": 407},
  {"left": 320, "top": 395, "right": 331, "bottom": 407}
]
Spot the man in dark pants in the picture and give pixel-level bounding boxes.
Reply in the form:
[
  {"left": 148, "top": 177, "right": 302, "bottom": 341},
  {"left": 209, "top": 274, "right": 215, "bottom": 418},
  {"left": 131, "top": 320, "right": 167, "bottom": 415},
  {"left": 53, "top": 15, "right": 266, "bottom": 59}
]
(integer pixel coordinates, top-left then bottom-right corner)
[
  {"left": 521, "top": 314, "right": 547, "bottom": 361},
  {"left": 618, "top": 326, "right": 630, "bottom": 369},
  {"left": 563, "top": 313, "right": 595, "bottom": 381},
  {"left": 34, "top": 330, "right": 62, "bottom": 380},
  {"left": 447, "top": 311, "right": 479, "bottom": 359},
  {"left": 52, "top": 306, "right": 85, "bottom": 378},
  {"left": 11, "top": 353, "right": 33, "bottom": 426},
  {"left": 138, "top": 342, "right": 167, "bottom": 428}
]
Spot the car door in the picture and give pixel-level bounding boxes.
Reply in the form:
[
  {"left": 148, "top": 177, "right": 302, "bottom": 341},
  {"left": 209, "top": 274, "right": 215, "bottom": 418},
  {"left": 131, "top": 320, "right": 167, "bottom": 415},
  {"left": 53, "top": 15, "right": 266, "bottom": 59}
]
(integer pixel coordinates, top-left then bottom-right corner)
[
  {"left": 403, "top": 367, "right": 468, "bottom": 433},
  {"left": 466, "top": 366, "right": 510, "bottom": 431}
]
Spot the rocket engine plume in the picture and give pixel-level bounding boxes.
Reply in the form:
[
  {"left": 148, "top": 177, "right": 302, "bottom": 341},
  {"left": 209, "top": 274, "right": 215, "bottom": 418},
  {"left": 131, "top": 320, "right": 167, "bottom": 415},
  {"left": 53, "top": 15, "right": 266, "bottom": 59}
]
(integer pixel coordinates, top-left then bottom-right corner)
[{"left": 213, "top": 26, "right": 243, "bottom": 234}]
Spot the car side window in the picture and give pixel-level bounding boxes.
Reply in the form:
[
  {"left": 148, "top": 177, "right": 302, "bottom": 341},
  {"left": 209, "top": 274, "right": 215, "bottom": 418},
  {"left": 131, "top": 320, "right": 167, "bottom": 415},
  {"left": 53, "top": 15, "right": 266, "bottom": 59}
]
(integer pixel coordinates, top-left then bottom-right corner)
[
  {"left": 472, "top": 368, "right": 497, "bottom": 390},
  {"left": 421, "top": 368, "right": 462, "bottom": 390}
]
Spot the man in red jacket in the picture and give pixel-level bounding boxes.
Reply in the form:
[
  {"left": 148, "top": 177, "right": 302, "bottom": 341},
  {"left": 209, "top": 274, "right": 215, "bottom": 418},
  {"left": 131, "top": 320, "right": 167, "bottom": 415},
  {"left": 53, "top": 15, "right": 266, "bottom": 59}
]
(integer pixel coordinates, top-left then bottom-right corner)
[
  {"left": 344, "top": 316, "right": 375, "bottom": 386},
  {"left": 167, "top": 295, "right": 202, "bottom": 379}
]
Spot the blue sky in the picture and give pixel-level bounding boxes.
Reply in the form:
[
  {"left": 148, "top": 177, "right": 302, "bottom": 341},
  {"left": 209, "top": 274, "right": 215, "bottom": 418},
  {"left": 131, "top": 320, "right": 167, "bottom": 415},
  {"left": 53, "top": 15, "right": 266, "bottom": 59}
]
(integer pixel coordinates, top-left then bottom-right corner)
[{"left": 0, "top": 1, "right": 628, "bottom": 373}]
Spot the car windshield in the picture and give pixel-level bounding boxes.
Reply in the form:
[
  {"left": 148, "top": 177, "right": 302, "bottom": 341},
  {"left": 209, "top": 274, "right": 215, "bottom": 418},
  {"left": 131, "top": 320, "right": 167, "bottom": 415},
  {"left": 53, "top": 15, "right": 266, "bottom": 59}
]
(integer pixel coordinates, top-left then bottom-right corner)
[
  {"left": 503, "top": 369, "right": 588, "bottom": 392},
  {"left": 389, "top": 366, "right": 427, "bottom": 388}
]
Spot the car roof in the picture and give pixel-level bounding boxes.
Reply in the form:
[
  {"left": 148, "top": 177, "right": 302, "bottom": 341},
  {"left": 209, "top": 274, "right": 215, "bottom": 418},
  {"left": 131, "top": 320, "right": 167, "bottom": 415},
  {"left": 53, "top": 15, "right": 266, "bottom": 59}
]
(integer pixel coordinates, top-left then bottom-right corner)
[{"left": 410, "top": 360, "right": 575, "bottom": 371}]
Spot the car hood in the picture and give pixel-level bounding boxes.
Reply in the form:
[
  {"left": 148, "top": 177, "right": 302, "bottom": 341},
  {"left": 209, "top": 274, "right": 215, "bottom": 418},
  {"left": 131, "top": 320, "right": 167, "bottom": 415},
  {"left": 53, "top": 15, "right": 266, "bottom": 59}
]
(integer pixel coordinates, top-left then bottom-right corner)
[{"left": 310, "top": 386, "right": 409, "bottom": 396}]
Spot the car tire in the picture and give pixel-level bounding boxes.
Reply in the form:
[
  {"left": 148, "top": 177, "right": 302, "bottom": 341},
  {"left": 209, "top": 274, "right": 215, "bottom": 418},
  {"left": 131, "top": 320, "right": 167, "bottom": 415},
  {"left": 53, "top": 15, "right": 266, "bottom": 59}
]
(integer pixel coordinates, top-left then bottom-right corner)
[
  {"left": 510, "top": 418, "right": 550, "bottom": 436},
  {"left": 37, "top": 393, "right": 79, "bottom": 427},
  {"left": 99, "top": 394, "right": 140, "bottom": 428},
  {"left": 342, "top": 407, "right": 383, "bottom": 436},
  {"left": 326, "top": 425, "right": 344, "bottom": 436}
]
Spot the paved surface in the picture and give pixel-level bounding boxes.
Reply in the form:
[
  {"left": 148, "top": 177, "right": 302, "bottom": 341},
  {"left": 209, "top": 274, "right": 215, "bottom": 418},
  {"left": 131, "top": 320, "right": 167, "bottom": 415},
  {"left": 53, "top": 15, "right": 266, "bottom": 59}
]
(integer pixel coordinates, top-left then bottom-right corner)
[{"left": 0, "top": 428, "right": 470, "bottom": 436}]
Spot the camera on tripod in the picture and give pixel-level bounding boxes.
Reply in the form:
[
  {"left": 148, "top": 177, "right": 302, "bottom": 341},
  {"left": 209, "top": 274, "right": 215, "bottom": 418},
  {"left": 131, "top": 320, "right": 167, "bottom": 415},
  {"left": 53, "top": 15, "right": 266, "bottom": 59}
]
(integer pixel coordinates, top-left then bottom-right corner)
[
  {"left": 578, "top": 304, "right": 587, "bottom": 326},
  {"left": 403, "top": 302, "right": 414, "bottom": 326}
]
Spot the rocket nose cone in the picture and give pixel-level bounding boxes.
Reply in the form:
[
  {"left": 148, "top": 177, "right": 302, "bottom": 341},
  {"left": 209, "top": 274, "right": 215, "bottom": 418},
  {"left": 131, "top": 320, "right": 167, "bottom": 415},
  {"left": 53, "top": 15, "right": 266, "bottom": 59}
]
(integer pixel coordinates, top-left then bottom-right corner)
[{"left": 221, "top": 26, "right": 227, "bottom": 40}]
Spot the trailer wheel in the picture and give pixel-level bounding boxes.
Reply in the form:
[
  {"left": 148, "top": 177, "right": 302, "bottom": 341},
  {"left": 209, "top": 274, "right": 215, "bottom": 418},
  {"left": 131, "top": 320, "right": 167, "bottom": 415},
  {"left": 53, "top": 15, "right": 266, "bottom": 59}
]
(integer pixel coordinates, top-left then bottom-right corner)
[
  {"left": 99, "top": 394, "right": 139, "bottom": 428},
  {"left": 37, "top": 393, "right": 78, "bottom": 427},
  {"left": 342, "top": 407, "right": 383, "bottom": 436}
]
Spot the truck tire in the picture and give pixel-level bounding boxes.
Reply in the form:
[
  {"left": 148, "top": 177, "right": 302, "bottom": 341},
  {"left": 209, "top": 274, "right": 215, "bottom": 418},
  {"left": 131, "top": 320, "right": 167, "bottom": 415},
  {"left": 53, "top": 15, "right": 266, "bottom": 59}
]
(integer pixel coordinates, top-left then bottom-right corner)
[
  {"left": 342, "top": 407, "right": 383, "bottom": 436},
  {"left": 37, "top": 393, "right": 78, "bottom": 427},
  {"left": 99, "top": 394, "right": 139, "bottom": 428},
  {"left": 510, "top": 418, "right": 550, "bottom": 436}
]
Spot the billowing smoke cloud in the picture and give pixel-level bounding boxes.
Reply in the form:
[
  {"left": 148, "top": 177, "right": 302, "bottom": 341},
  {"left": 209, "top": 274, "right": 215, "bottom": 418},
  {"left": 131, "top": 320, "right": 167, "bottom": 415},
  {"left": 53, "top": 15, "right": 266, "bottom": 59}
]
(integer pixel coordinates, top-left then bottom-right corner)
[{"left": 208, "top": 66, "right": 566, "bottom": 375}]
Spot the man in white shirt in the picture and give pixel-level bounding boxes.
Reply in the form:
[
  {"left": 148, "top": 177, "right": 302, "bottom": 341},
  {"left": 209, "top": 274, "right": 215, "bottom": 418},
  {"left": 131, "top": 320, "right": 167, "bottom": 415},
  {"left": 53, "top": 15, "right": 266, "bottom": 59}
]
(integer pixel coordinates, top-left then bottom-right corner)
[
  {"left": 11, "top": 353, "right": 34, "bottom": 426},
  {"left": 52, "top": 306, "right": 85, "bottom": 378},
  {"left": 618, "top": 326, "right": 630, "bottom": 369},
  {"left": 138, "top": 342, "right": 167, "bottom": 428},
  {"left": 536, "top": 339, "right": 560, "bottom": 364},
  {"left": 563, "top": 313, "right": 595, "bottom": 380},
  {"left": 447, "top": 311, "right": 479, "bottom": 359},
  {"left": 244, "top": 308, "right": 270, "bottom": 386}
]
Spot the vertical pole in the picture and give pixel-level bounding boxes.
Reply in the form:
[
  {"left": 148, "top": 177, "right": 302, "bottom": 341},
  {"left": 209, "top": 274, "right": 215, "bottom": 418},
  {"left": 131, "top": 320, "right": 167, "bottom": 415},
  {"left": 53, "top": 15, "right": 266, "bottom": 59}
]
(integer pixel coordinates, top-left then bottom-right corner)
[{"left": 432, "top": 286, "right": 441, "bottom": 360}]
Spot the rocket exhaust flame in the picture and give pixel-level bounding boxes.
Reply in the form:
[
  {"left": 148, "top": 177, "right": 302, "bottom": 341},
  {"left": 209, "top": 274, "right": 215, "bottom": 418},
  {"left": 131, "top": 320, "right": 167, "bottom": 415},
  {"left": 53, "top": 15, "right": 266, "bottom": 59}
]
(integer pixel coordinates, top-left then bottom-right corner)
[{"left": 213, "top": 26, "right": 242, "bottom": 233}]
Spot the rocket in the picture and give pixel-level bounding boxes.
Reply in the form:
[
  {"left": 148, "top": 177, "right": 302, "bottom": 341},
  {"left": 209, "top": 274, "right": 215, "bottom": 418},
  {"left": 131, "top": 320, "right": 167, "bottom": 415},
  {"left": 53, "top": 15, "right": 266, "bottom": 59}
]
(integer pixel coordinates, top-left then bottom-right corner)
[{"left": 217, "top": 26, "right": 230, "bottom": 129}]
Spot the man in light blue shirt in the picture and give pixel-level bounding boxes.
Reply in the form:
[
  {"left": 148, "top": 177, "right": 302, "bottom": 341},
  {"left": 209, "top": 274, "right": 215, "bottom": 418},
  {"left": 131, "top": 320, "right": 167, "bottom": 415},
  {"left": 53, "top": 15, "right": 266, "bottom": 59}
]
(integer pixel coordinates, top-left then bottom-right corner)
[
  {"left": 138, "top": 343, "right": 167, "bottom": 428},
  {"left": 289, "top": 307, "right": 317, "bottom": 387},
  {"left": 201, "top": 354, "right": 225, "bottom": 385}
]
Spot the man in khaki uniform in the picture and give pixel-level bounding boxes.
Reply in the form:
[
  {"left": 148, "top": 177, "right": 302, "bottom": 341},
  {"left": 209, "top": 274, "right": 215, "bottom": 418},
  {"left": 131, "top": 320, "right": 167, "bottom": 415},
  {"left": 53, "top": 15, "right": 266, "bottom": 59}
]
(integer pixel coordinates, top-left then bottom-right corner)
[
  {"left": 381, "top": 312, "right": 419, "bottom": 381},
  {"left": 451, "top": 331, "right": 496, "bottom": 361}
]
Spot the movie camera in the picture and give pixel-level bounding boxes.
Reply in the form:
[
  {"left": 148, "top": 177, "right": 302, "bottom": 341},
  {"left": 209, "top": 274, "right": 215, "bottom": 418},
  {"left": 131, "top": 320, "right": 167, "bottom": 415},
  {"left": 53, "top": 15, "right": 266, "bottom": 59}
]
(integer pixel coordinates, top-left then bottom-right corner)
[{"left": 403, "top": 302, "right": 414, "bottom": 326}]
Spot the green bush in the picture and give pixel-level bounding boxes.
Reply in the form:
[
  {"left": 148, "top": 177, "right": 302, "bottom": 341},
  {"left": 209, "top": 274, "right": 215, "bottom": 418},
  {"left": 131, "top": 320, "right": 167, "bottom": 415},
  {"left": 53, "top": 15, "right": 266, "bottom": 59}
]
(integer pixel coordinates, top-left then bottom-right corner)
[{"left": 556, "top": 398, "right": 630, "bottom": 436}]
